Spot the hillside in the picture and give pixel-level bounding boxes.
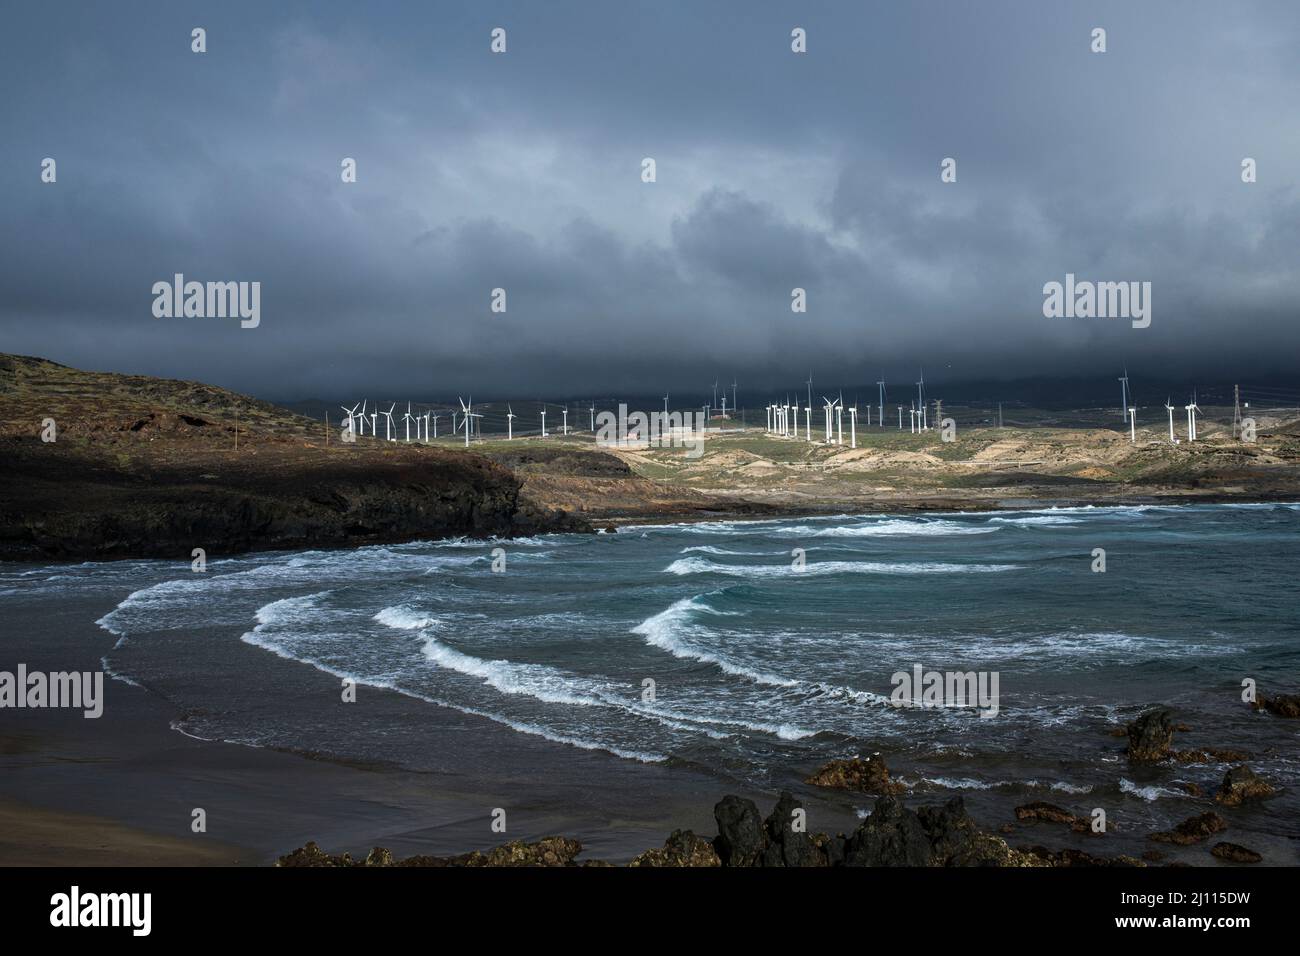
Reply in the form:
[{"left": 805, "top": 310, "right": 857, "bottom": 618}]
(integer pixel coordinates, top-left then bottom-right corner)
[{"left": 0, "top": 355, "right": 589, "bottom": 560}]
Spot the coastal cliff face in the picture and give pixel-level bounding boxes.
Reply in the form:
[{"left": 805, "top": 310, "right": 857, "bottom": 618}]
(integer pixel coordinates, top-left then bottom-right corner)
[{"left": 0, "top": 354, "right": 589, "bottom": 561}]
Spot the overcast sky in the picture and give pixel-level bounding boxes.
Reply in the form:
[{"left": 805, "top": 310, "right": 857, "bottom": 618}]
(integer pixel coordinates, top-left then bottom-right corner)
[{"left": 2, "top": 1, "right": 1299, "bottom": 402}]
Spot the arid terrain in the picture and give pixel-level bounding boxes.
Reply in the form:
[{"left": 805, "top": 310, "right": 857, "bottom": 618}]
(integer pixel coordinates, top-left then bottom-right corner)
[{"left": 4, "top": 352, "right": 1300, "bottom": 560}]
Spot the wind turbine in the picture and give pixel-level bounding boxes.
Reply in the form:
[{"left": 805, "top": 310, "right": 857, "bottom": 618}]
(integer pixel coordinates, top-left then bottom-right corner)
[
  {"left": 663, "top": 393, "right": 670, "bottom": 417},
  {"left": 562, "top": 407, "right": 569, "bottom": 436},
  {"left": 822, "top": 396, "right": 835, "bottom": 443},
  {"left": 589, "top": 403, "right": 596, "bottom": 432},
  {"left": 381, "top": 403, "right": 397, "bottom": 441},
  {"left": 1119, "top": 368, "right": 1130, "bottom": 420},
  {"left": 507, "top": 404, "right": 516, "bottom": 440},
  {"left": 835, "top": 394, "right": 844, "bottom": 445},
  {"left": 1164, "top": 398, "right": 1176, "bottom": 443},
  {"left": 712, "top": 380, "right": 719, "bottom": 415},
  {"left": 341, "top": 402, "right": 360, "bottom": 439},
  {"left": 804, "top": 404, "right": 812, "bottom": 442},
  {"left": 458, "top": 397, "right": 481, "bottom": 447},
  {"left": 848, "top": 402, "right": 858, "bottom": 448},
  {"left": 1185, "top": 394, "right": 1201, "bottom": 441},
  {"left": 1128, "top": 405, "right": 1137, "bottom": 444},
  {"left": 421, "top": 410, "right": 431, "bottom": 441},
  {"left": 916, "top": 370, "right": 927, "bottom": 430},
  {"left": 805, "top": 372, "right": 813, "bottom": 417},
  {"left": 431, "top": 411, "right": 440, "bottom": 440},
  {"left": 402, "top": 402, "right": 415, "bottom": 442},
  {"left": 369, "top": 403, "right": 378, "bottom": 436},
  {"left": 877, "top": 377, "right": 886, "bottom": 431},
  {"left": 731, "top": 378, "right": 738, "bottom": 417}
]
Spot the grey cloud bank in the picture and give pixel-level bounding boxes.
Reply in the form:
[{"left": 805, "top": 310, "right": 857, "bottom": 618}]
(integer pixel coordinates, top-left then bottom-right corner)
[{"left": 2, "top": 1, "right": 1298, "bottom": 400}]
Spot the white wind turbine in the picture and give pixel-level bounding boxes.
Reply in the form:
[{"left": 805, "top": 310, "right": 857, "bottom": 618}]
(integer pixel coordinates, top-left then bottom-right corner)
[
  {"left": 835, "top": 394, "right": 844, "bottom": 445},
  {"left": 848, "top": 403, "right": 858, "bottom": 448},
  {"left": 341, "top": 402, "right": 361, "bottom": 438},
  {"left": 562, "top": 407, "right": 569, "bottom": 436},
  {"left": 507, "top": 404, "right": 516, "bottom": 440},
  {"left": 1164, "top": 398, "right": 1176, "bottom": 443},
  {"left": 589, "top": 403, "right": 596, "bottom": 432},
  {"left": 381, "top": 403, "right": 397, "bottom": 441},
  {"left": 1185, "top": 394, "right": 1201, "bottom": 441},
  {"left": 804, "top": 405, "right": 812, "bottom": 441},
  {"left": 458, "top": 397, "right": 482, "bottom": 447},
  {"left": 402, "top": 402, "right": 415, "bottom": 442},
  {"left": 1128, "top": 405, "right": 1137, "bottom": 444},
  {"left": 369, "top": 402, "right": 378, "bottom": 436},
  {"left": 822, "top": 396, "right": 835, "bottom": 443},
  {"left": 790, "top": 398, "right": 798, "bottom": 437},
  {"left": 540, "top": 406, "right": 547, "bottom": 437},
  {"left": 421, "top": 410, "right": 431, "bottom": 441}
]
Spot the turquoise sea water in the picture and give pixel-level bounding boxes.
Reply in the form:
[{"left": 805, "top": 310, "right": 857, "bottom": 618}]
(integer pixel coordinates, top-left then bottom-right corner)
[{"left": 5, "top": 502, "right": 1298, "bottom": 858}]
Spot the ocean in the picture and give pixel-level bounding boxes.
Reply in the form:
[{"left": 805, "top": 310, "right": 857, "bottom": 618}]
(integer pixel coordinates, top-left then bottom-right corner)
[{"left": 4, "top": 502, "right": 1298, "bottom": 861}]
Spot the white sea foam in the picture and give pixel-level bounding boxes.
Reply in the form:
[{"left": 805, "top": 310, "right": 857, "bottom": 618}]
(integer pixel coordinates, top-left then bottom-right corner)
[
  {"left": 1120, "top": 778, "right": 1183, "bottom": 801},
  {"left": 632, "top": 597, "right": 797, "bottom": 687},
  {"left": 664, "top": 556, "right": 1020, "bottom": 577}
]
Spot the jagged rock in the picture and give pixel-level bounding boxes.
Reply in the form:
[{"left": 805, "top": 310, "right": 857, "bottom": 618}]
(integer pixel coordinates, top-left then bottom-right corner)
[
  {"left": 1150, "top": 812, "right": 1228, "bottom": 845},
  {"left": 462, "top": 836, "right": 583, "bottom": 867},
  {"left": 843, "top": 795, "right": 1041, "bottom": 867},
  {"left": 280, "top": 836, "right": 584, "bottom": 867},
  {"left": 277, "top": 841, "right": 346, "bottom": 867},
  {"left": 1179, "top": 782, "right": 1203, "bottom": 797},
  {"left": 760, "top": 791, "right": 826, "bottom": 867},
  {"left": 1211, "top": 842, "right": 1262, "bottom": 864},
  {"left": 1214, "top": 765, "right": 1277, "bottom": 807},
  {"left": 1173, "top": 747, "right": 1250, "bottom": 764},
  {"left": 713, "top": 795, "right": 768, "bottom": 867},
  {"left": 1254, "top": 693, "right": 1300, "bottom": 718},
  {"left": 805, "top": 754, "right": 905, "bottom": 794},
  {"left": 1126, "top": 709, "right": 1176, "bottom": 763},
  {"left": 1015, "top": 802, "right": 1080, "bottom": 826},
  {"left": 1025, "top": 846, "right": 1145, "bottom": 867},
  {"left": 629, "top": 829, "right": 720, "bottom": 867},
  {"left": 844, "top": 795, "right": 932, "bottom": 866}
]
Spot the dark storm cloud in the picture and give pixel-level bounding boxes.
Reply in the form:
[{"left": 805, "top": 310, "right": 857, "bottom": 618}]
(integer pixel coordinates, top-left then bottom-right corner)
[{"left": 1, "top": 0, "right": 1298, "bottom": 402}]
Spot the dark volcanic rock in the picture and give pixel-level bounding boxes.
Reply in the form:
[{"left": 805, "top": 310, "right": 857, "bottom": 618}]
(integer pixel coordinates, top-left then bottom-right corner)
[
  {"left": 760, "top": 791, "right": 826, "bottom": 867},
  {"left": 278, "top": 836, "right": 585, "bottom": 867},
  {"left": 843, "top": 795, "right": 1038, "bottom": 867},
  {"left": 843, "top": 795, "right": 933, "bottom": 866},
  {"left": 1126, "top": 709, "right": 1176, "bottom": 763},
  {"left": 1214, "top": 765, "right": 1277, "bottom": 807},
  {"left": 1210, "top": 842, "right": 1262, "bottom": 864},
  {"left": 1255, "top": 693, "right": 1300, "bottom": 718},
  {"left": 1025, "top": 846, "right": 1145, "bottom": 867},
  {"left": 713, "top": 795, "right": 768, "bottom": 867},
  {"left": 1015, "top": 802, "right": 1080, "bottom": 826},
  {"left": 805, "top": 753, "right": 905, "bottom": 794},
  {"left": 1149, "top": 812, "right": 1229, "bottom": 845},
  {"left": 629, "top": 829, "right": 720, "bottom": 867}
]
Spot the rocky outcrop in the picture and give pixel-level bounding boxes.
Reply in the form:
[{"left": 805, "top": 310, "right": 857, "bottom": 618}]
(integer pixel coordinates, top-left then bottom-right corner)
[
  {"left": 1254, "top": 693, "right": 1300, "bottom": 718},
  {"left": 629, "top": 830, "right": 719, "bottom": 867},
  {"left": 277, "top": 836, "right": 586, "bottom": 867},
  {"left": 805, "top": 754, "right": 905, "bottom": 794},
  {"left": 1210, "top": 842, "right": 1262, "bottom": 864},
  {"left": 712, "top": 795, "right": 771, "bottom": 867},
  {"left": 1122, "top": 708, "right": 1246, "bottom": 764},
  {"left": 1126, "top": 709, "right": 1176, "bottom": 763},
  {"left": 845, "top": 795, "right": 1043, "bottom": 867},
  {"left": 1149, "top": 812, "right": 1228, "bottom": 845},
  {"left": 1214, "top": 765, "right": 1277, "bottom": 807}
]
